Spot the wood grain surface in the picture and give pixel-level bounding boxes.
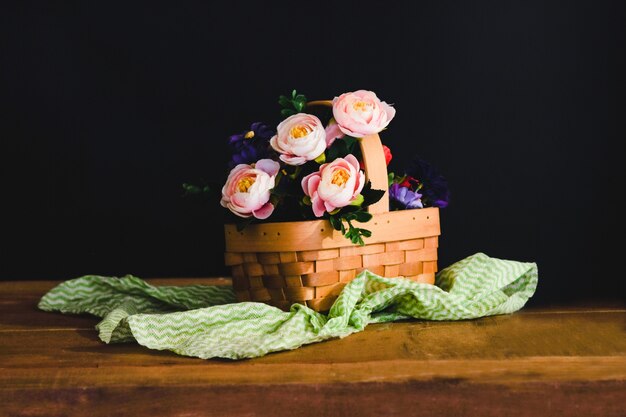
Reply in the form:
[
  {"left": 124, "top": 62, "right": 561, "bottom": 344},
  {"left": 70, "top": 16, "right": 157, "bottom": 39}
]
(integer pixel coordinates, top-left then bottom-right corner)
[{"left": 1, "top": 279, "right": 625, "bottom": 417}]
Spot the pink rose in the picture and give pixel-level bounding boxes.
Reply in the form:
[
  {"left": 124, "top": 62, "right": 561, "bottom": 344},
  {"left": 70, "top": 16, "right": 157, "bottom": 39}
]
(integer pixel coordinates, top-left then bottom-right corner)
[
  {"left": 301, "top": 154, "right": 365, "bottom": 217},
  {"left": 270, "top": 113, "right": 327, "bottom": 165},
  {"left": 220, "top": 159, "right": 280, "bottom": 219},
  {"left": 332, "top": 90, "right": 396, "bottom": 138}
]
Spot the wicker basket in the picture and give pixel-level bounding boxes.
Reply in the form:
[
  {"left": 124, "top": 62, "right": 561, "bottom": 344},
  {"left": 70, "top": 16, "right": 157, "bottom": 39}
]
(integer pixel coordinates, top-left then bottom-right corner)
[{"left": 224, "top": 100, "right": 441, "bottom": 312}]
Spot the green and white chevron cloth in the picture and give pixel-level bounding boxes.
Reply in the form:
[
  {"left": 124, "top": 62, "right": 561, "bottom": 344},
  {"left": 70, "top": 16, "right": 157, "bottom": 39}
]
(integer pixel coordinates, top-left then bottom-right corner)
[{"left": 38, "top": 252, "right": 538, "bottom": 360}]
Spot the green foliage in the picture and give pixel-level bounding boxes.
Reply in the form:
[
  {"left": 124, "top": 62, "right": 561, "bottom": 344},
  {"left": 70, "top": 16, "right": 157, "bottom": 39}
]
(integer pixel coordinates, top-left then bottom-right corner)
[
  {"left": 326, "top": 181, "right": 382, "bottom": 246},
  {"left": 325, "top": 135, "right": 358, "bottom": 161},
  {"left": 360, "top": 181, "right": 386, "bottom": 208},
  {"left": 182, "top": 183, "right": 211, "bottom": 196},
  {"left": 329, "top": 208, "right": 374, "bottom": 246},
  {"left": 278, "top": 89, "right": 307, "bottom": 118},
  {"left": 181, "top": 182, "right": 218, "bottom": 204}
]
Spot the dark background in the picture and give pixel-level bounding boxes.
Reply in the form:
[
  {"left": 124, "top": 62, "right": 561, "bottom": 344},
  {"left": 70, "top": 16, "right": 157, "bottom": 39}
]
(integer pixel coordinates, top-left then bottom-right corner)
[{"left": 2, "top": 1, "right": 624, "bottom": 306}]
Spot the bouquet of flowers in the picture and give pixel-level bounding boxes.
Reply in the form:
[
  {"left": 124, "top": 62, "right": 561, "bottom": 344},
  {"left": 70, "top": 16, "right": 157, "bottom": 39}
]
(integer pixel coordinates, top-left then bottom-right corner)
[{"left": 184, "top": 89, "right": 449, "bottom": 246}]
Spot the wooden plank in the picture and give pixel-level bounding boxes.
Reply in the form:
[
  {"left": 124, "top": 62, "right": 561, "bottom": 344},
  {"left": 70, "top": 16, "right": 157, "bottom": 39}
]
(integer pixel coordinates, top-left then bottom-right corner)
[
  {"left": 2, "top": 357, "right": 625, "bottom": 387},
  {"left": 0, "top": 380, "right": 625, "bottom": 417},
  {"left": 2, "top": 310, "right": 625, "bottom": 367}
]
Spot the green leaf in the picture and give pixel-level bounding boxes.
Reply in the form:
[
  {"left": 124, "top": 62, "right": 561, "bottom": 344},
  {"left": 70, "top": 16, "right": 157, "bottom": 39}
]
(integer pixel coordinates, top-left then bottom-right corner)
[
  {"left": 325, "top": 138, "right": 349, "bottom": 161},
  {"left": 278, "top": 96, "right": 291, "bottom": 107},
  {"left": 314, "top": 152, "right": 326, "bottom": 164},
  {"left": 349, "top": 194, "right": 364, "bottom": 207},
  {"left": 354, "top": 211, "right": 373, "bottom": 223},
  {"left": 274, "top": 170, "right": 284, "bottom": 185},
  {"left": 361, "top": 181, "right": 386, "bottom": 207},
  {"left": 279, "top": 90, "right": 308, "bottom": 118},
  {"left": 288, "top": 165, "right": 302, "bottom": 180},
  {"left": 329, "top": 215, "right": 342, "bottom": 231},
  {"left": 332, "top": 208, "right": 374, "bottom": 246},
  {"left": 343, "top": 136, "right": 358, "bottom": 153},
  {"left": 182, "top": 183, "right": 202, "bottom": 195},
  {"left": 269, "top": 194, "right": 280, "bottom": 206},
  {"left": 343, "top": 212, "right": 357, "bottom": 221},
  {"left": 181, "top": 183, "right": 214, "bottom": 199},
  {"left": 281, "top": 108, "right": 295, "bottom": 117}
]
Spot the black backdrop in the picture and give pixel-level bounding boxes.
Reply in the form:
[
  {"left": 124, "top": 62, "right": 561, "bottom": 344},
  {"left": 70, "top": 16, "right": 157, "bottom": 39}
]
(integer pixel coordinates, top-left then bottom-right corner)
[{"left": 2, "top": 1, "right": 625, "bottom": 306}]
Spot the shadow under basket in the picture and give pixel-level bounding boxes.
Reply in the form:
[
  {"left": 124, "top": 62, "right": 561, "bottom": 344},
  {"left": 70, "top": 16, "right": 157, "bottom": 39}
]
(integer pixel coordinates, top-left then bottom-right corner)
[{"left": 224, "top": 207, "right": 440, "bottom": 312}]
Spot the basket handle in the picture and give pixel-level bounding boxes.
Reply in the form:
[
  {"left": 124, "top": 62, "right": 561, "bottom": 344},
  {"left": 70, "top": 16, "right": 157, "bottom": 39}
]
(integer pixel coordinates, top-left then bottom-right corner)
[{"left": 307, "top": 100, "right": 389, "bottom": 214}]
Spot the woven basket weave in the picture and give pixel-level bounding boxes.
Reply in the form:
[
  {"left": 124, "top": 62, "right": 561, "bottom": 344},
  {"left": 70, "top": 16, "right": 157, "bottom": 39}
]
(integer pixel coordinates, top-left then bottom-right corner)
[{"left": 224, "top": 100, "right": 441, "bottom": 312}]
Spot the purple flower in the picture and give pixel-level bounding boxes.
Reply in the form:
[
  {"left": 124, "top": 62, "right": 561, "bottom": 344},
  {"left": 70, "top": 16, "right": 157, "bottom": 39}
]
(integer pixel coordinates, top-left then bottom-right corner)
[
  {"left": 405, "top": 156, "right": 449, "bottom": 208},
  {"left": 228, "top": 122, "right": 275, "bottom": 169},
  {"left": 390, "top": 183, "right": 423, "bottom": 209}
]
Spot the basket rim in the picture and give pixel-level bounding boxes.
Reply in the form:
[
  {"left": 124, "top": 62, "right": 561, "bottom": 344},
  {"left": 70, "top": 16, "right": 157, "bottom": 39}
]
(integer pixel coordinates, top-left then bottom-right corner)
[{"left": 224, "top": 206, "right": 440, "bottom": 253}]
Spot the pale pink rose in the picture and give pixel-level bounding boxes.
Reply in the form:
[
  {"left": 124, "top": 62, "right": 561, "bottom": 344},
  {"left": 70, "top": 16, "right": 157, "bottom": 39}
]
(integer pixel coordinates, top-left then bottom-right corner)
[
  {"left": 270, "top": 113, "right": 327, "bottom": 165},
  {"left": 324, "top": 118, "right": 345, "bottom": 147},
  {"left": 220, "top": 159, "right": 280, "bottom": 219},
  {"left": 332, "top": 90, "right": 396, "bottom": 138},
  {"left": 301, "top": 154, "right": 365, "bottom": 217}
]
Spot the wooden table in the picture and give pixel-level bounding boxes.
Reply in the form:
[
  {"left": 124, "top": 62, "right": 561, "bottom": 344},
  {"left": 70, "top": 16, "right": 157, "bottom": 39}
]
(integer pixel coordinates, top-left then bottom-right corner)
[{"left": 1, "top": 279, "right": 625, "bottom": 417}]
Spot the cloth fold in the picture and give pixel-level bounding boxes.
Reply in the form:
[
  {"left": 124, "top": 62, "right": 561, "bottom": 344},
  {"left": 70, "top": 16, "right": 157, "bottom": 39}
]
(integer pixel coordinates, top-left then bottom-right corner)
[{"left": 38, "top": 252, "right": 537, "bottom": 359}]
